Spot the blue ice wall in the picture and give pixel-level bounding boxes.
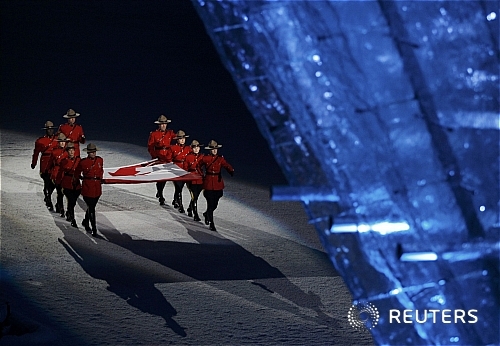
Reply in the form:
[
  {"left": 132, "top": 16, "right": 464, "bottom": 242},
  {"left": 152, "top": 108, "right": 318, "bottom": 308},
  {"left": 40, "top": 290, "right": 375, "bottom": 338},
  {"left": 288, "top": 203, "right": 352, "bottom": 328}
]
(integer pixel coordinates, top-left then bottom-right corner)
[{"left": 192, "top": 1, "right": 499, "bottom": 344}]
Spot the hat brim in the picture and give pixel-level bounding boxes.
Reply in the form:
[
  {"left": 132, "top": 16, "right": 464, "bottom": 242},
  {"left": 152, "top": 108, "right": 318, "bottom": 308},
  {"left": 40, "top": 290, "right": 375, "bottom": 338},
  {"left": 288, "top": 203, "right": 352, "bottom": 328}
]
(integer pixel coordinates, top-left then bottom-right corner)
[
  {"left": 154, "top": 120, "right": 171, "bottom": 124},
  {"left": 84, "top": 148, "right": 98, "bottom": 152},
  {"left": 63, "top": 113, "right": 80, "bottom": 118},
  {"left": 42, "top": 126, "right": 57, "bottom": 130},
  {"left": 57, "top": 138, "right": 70, "bottom": 142},
  {"left": 174, "top": 135, "right": 190, "bottom": 139},
  {"left": 205, "top": 145, "right": 222, "bottom": 149}
]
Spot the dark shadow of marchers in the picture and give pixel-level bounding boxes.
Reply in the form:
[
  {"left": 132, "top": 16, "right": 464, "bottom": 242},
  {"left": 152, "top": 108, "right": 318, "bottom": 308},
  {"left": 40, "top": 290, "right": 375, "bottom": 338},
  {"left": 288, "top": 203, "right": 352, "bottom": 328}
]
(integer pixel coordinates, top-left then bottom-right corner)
[
  {"left": 52, "top": 217, "right": 187, "bottom": 337},
  {"left": 96, "top": 212, "right": 341, "bottom": 328}
]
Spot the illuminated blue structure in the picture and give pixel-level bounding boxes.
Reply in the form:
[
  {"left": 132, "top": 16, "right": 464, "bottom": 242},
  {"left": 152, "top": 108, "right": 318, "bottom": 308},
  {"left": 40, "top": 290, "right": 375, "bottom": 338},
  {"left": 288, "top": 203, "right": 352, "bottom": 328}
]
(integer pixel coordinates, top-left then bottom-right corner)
[{"left": 192, "top": 1, "right": 499, "bottom": 344}]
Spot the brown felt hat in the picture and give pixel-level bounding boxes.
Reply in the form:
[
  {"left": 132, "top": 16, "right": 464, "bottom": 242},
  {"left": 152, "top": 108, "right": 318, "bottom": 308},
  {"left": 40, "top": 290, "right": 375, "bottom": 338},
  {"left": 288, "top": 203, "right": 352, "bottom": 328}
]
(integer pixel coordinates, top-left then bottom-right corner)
[
  {"left": 66, "top": 142, "right": 76, "bottom": 150},
  {"left": 83, "top": 143, "right": 98, "bottom": 152},
  {"left": 190, "top": 140, "right": 203, "bottom": 147},
  {"left": 205, "top": 140, "right": 222, "bottom": 149},
  {"left": 154, "top": 115, "right": 171, "bottom": 124},
  {"left": 42, "top": 121, "right": 57, "bottom": 130},
  {"left": 63, "top": 109, "right": 80, "bottom": 118},
  {"left": 57, "top": 133, "right": 69, "bottom": 141},
  {"left": 174, "top": 130, "right": 189, "bottom": 139}
]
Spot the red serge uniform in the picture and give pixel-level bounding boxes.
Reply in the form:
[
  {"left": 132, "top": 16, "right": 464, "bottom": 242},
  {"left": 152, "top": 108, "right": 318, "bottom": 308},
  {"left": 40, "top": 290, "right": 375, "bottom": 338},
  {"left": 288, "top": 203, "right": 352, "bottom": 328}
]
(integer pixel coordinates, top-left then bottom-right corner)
[
  {"left": 32, "top": 135, "right": 58, "bottom": 173},
  {"left": 60, "top": 156, "right": 82, "bottom": 190},
  {"left": 76, "top": 156, "right": 104, "bottom": 198},
  {"left": 58, "top": 123, "right": 85, "bottom": 157},
  {"left": 49, "top": 148, "right": 69, "bottom": 184},
  {"left": 148, "top": 129, "right": 175, "bottom": 162},
  {"left": 184, "top": 151, "right": 204, "bottom": 185},
  {"left": 199, "top": 154, "right": 234, "bottom": 191},
  {"left": 170, "top": 144, "right": 191, "bottom": 168}
]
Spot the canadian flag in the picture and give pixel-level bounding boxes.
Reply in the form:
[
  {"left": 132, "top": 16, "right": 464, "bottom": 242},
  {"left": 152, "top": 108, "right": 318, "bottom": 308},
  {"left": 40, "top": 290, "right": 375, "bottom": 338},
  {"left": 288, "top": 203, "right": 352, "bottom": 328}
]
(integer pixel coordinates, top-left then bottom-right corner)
[{"left": 103, "top": 160, "right": 201, "bottom": 184}]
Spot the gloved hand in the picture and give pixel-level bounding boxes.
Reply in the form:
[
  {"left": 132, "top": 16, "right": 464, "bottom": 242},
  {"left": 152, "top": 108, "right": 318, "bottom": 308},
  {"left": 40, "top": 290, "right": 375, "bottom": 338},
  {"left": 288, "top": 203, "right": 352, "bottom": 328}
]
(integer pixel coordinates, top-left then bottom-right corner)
[{"left": 31, "top": 164, "right": 36, "bottom": 169}]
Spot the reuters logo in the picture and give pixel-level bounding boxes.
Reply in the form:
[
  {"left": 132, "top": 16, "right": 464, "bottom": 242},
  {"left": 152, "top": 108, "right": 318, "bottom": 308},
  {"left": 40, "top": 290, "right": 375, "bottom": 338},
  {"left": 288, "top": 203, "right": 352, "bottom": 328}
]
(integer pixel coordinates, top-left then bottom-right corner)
[{"left": 348, "top": 302, "right": 380, "bottom": 330}]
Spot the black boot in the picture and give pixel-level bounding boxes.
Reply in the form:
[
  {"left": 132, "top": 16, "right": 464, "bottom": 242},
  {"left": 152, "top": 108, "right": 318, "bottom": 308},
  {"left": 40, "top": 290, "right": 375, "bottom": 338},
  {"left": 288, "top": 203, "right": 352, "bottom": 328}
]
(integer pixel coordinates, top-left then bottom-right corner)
[
  {"left": 159, "top": 197, "right": 165, "bottom": 206},
  {"left": 44, "top": 192, "right": 54, "bottom": 211},
  {"left": 90, "top": 211, "right": 97, "bottom": 237},
  {"left": 208, "top": 211, "right": 215, "bottom": 231},
  {"left": 70, "top": 211, "right": 77, "bottom": 228},
  {"left": 193, "top": 202, "right": 201, "bottom": 222},
  {"left": 55, "top": 203, "right": 60, "bottom": 214},
  {"left": 57, "top": 203, "right": 65, "bottom": 217},
  {"left": 187, "top": 201, "right": 193, "bottom": 217},
  {"left": 178, "top": 195, "right": 185, "bottom": 213},
  {"left": 47, "top": 200, "right": 54, "bottom": 212},
  {"left": 82, "top": 211, "right": 92, "bottom": 232},
  {"left": 203, "top": 211, "right": 209, "bottom": 225},
  {"left": 172, "top": 192, "right": 179, "bottom": 208}
]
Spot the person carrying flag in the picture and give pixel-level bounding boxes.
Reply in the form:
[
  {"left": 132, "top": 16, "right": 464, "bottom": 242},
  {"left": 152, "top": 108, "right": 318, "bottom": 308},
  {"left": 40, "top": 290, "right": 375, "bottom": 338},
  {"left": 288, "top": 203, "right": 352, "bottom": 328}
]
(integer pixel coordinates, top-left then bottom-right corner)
[
  {"left": 199, "top": 140, "right": 234, "bottom": 232},
  {"left": 184, "top": 140, "right": 204, "bottom": 221},
  {"left": 75, "top": 143, "right": 104, "bottom": 237},
  {"left": 170, "top": 130, "right": 191, "bottom": 213},
  {"left": 48, "top": 133, "right": 69, "bottom": 216},
  {"left": 147, "top": 115, "right": 175, "bottom": 205},
  {"left": 58, "top": 108, "right": 86, "bottom": 157},
  {"left": 32, "top": 121, "right": 58, "bottom": 210},
  {"left": 60, "top": 142, "right": 81, "bottom": 228}
]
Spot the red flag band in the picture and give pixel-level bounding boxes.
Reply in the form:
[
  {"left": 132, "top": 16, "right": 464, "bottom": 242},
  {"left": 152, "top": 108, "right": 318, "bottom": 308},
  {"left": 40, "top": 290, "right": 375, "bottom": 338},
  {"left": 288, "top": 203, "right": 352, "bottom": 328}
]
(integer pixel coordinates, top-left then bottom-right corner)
[{"left": 103, "top": 160, "right": 202, "bottom": 184}]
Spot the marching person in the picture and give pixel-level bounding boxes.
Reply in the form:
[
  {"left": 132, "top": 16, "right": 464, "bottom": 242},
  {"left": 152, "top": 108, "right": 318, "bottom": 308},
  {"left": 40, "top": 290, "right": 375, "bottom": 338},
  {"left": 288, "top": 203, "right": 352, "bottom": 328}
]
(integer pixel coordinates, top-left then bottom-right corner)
[
  {"left": 75, "top": 143, "right": 104, "bottom": 237},
  {"left": 170, "top": 130, "right": 191, "bottom": 213},
  {"left": 183, "top": 140, "right": 204, "bottom": 221},
  {"left": 48, "top": 133, "right": 69, "bottom": 217},
  {"left": 147, "top": 115, "right": 175, "bottom": 205},
  {"left": 199, "top": 140, "right": 234, "bottom": 231},
  {"left": 60, "top": 142, "right": 81, "bottom": 228},
  {"left": 58, "top": 108, "right": 86, "bottom": 157},
  {"left": 32, "top": 121, "right": 58, "bottom": 211}
]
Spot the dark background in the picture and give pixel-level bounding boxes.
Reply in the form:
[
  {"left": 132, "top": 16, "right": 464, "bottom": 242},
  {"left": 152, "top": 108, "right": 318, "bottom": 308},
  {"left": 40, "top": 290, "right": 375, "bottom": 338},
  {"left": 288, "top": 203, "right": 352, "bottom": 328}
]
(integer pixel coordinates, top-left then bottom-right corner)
[{"left": 1, "top": 0, "right": 286, "bottom": 186}]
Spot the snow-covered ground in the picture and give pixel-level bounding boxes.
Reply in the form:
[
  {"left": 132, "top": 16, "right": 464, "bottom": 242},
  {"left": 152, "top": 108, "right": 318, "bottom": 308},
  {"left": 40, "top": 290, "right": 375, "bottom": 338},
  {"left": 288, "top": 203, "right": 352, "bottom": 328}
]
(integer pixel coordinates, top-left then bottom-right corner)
[{"left": 0, "top": 129, "right": 373, "bottom": 345}]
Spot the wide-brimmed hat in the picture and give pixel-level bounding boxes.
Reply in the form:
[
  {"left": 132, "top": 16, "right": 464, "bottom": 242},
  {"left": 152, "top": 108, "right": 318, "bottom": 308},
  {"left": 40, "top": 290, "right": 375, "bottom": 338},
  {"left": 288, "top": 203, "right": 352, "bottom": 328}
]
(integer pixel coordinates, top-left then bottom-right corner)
[
  {"left": 63, "top": 109, "right": 80, "bottom": 118},
  {"left": 42, "top": 120, "right": 57, "bottom": 130},
  {"left": 57, "top": 133, "right": 69, "bottom": 141},
  {"left": 83, "top": 143, "right": 99, "bottom": 152},
  {"left": 205, "top": 140, "right": 222, "bottom": 149},
  {"left": 66, "top": 142, "right": 76, "bottom": 150},
  {"left": 190, "top": 140, "right": 203, "bottom": 147},
  {"left": 174, "top": 130, "right": 189, "bottom": 139},
  {"left": 154, "top": 115, "right": 171, "bottom": 124}
]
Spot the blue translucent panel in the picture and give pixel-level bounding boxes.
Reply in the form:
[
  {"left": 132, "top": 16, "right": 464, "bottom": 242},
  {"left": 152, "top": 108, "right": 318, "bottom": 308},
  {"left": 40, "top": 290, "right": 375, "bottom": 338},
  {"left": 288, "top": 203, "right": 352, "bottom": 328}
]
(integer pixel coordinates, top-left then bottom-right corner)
[{"left": 193, "top": 1, "right": 499, "bottom": 344}]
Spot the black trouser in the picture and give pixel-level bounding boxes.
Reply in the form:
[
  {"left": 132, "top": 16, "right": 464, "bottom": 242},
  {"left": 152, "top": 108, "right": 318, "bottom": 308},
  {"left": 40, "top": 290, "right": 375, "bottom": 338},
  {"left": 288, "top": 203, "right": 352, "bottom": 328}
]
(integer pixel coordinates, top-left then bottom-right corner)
[
  {"left": 63, "top": 188, "right": 81, "bottom": 221},
  {"left": 156, "top": 181, "right": 166, "bottom": 201},
  {"left": 83, "top": 196, "right": 100, "bottom": 231},
  {"left": 203, "top": 190, "right": 223, "bottom": 224},
  {"left": 187, "top": 183, "right": 203, "bottom": 217},
  {"left": 41, "top": 172, "right": 55, "bottom": 207},
  {"left": 55, "top": 183, "right": 64, "bottom": 213},
  {"left": 173, "top": 181, "right": 185, "bottom": 208}
]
